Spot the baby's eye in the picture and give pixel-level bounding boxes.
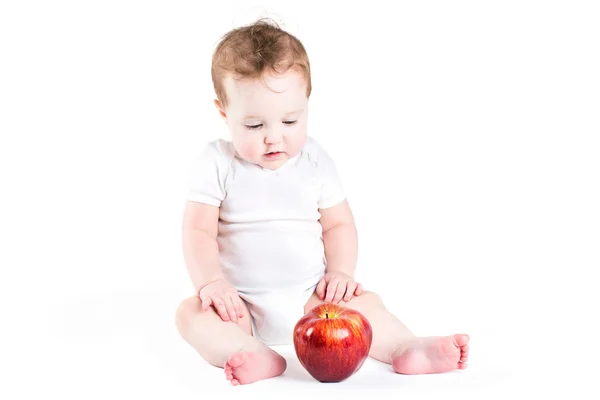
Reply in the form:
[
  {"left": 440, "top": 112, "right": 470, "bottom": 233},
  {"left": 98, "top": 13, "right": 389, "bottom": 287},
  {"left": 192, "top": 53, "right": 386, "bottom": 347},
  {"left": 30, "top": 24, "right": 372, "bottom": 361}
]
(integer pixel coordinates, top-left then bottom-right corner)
[
  {"left": 245, "top": 124, "right": 263, "bottom": 130},
  {"left": 283, "top": 120, "right": 297, "bottom": 125}
]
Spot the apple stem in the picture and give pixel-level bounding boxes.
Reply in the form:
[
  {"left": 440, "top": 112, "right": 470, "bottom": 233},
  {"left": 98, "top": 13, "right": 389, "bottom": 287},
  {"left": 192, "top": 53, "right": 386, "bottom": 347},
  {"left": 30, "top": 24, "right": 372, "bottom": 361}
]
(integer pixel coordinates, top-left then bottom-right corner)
[{"left": 326, "top": 313, "right": 329, "bottom": 319}]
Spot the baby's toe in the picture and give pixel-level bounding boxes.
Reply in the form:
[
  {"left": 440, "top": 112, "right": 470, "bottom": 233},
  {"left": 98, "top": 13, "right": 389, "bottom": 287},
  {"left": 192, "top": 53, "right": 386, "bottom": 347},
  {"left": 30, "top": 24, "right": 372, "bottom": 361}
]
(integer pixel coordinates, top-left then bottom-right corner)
[
  {"left": 224, "top": 362, "right": 235, "bottom": 381},
  {"left": 453, "top": 334, "right": 470, "bottom": 347},
  {"left": 227, "top": 353, "right": 246, "bottom": 368},
  {"left": 230, "top": 378, "right": 240, "bottom": 386}
]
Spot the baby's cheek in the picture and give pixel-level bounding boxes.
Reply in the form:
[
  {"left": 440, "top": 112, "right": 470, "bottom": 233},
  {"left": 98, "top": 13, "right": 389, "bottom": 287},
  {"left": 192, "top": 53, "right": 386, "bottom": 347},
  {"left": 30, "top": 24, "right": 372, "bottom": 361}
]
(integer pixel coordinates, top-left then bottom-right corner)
[
  {"left": 239, "top": 139, "right": 262, "bottom": 161},
  {"left": 288, "top": 130, "right": 307, "bottom": 153}
]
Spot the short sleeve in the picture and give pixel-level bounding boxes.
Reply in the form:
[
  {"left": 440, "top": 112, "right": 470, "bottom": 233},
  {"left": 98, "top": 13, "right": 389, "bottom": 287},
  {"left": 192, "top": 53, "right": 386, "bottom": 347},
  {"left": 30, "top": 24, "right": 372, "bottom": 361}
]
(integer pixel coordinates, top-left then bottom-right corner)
[
  {"left": 185, "top": 140, "right": 232, "bottom": 207},
  {"left": 313, "top": 140, "right": 346, "bottom": 209}
]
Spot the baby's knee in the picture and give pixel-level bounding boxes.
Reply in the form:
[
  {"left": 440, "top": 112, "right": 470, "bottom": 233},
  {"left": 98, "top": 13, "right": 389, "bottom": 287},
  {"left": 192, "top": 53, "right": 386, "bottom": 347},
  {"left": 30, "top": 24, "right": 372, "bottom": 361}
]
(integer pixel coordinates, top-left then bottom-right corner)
[
  {"left": 347, "top": 290, "right": 384, "bottom": 309},
  {"left": 359, "top": 290, "right": 382, "bottom": 304},
  {"left": 175, "top": 296, "right": 202, "bottom": 333}
]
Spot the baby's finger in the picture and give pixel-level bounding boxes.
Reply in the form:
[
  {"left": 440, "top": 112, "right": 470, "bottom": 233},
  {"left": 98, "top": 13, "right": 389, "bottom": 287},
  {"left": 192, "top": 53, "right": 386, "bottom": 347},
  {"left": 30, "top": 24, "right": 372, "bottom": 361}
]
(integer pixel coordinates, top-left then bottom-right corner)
[
  {"left": 355, "top": 283, "right": 363, "bottom": 296},
  {"left": 332, "top": 282, "right": 346, "bottom": 303},
  {"left": 213, "top": 299, "right": 230, "bottom": 321},
  {"left": 325, "top": 280, "right": 340, "bottom": 303},
  {"left": 316, "top": 277, "right": 327, "bottom": 299},
  {"left": 235, "top": 297, "right": 244, "bottom": 319},
  {"left": 200, "top": 296, "right": 212, "bottom": 312},
  {"left": 224, "top": 296, "right": 238, "bottom": 322},
  {"left": 344, "top": 282, "right": 358, "bottom": 301}
]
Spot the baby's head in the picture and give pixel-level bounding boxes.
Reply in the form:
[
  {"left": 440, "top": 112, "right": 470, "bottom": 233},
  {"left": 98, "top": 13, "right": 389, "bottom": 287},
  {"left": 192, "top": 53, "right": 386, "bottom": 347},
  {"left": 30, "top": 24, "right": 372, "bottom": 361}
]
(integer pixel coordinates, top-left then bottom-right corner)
[{"left": 211, "top": 19, "right": 311, "bottom": 170}]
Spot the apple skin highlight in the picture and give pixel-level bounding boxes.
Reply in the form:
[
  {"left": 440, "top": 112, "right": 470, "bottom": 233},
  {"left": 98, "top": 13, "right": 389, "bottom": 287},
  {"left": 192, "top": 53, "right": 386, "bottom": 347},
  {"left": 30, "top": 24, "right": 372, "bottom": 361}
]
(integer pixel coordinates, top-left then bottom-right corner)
[{"left": 293, "top": 303, "right": 373, "bottom": 382}]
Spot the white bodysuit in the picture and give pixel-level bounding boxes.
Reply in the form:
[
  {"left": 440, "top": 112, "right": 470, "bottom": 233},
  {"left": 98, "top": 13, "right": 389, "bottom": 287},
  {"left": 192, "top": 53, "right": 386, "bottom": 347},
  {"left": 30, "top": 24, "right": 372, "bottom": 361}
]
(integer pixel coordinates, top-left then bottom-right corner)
[{"left": 185, "top": 136, "right": 346, "bottom": 345}]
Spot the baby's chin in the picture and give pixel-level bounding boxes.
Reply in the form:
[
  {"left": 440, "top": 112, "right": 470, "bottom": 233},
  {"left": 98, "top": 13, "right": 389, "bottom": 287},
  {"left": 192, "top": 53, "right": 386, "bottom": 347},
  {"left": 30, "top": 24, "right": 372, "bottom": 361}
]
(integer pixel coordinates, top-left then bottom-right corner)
[
  {"left": 236, "top": 149, "right": 300, "bottom": 170},
  {"left": 255, "top": 149, "right": 298, "bottom": 169}
]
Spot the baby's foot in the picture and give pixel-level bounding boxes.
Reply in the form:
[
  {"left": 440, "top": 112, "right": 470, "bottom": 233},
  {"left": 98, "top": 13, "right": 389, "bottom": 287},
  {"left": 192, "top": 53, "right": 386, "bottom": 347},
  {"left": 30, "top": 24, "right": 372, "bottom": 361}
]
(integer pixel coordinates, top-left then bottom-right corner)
[
  {"left": 391, "top": 334, "right": 469, "bottom": 374},
  {"left": 224, "top": 351, "right": 287, "bottom": 386}
]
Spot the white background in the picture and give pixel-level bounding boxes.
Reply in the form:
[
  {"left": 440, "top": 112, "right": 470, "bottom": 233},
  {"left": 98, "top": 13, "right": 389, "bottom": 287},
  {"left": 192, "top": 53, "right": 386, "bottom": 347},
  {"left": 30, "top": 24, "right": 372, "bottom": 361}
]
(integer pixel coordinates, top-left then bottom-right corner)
[{"left": 1, "top": 0, "right": 598, "bottom": 399}]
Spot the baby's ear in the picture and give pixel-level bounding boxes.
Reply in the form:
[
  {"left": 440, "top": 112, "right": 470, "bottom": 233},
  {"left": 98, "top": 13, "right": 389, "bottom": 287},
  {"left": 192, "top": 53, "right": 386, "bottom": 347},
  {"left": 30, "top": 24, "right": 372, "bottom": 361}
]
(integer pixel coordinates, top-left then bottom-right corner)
[{"left": 214, "top": 99, "right": 227, "bottom": 121}]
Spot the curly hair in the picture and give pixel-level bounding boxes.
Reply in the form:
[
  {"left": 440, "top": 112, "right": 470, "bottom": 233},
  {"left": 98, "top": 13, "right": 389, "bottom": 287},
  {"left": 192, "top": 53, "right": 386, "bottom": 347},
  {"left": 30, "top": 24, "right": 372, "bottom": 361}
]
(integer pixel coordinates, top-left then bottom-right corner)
[{"left": 211, "top": 18, "right": 312, "bottom": 107}]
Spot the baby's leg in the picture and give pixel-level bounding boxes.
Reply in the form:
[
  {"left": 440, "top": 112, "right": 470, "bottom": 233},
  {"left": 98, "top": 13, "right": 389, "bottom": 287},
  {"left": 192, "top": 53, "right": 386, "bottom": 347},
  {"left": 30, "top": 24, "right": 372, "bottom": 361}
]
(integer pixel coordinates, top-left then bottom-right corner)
[
  {"left": 304, "top": 291, "right": 469, "bottom": 374},
  {"left": 176, "top": 296, "right": 286, "bottom": 385}
]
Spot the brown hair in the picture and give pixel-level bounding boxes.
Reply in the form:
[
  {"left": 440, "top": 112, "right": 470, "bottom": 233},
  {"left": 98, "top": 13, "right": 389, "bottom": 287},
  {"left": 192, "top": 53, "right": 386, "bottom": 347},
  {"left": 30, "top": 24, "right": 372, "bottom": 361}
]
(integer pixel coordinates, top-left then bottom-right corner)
[{"left": 211, "top": 18, "right": 312, "bottom": 108}]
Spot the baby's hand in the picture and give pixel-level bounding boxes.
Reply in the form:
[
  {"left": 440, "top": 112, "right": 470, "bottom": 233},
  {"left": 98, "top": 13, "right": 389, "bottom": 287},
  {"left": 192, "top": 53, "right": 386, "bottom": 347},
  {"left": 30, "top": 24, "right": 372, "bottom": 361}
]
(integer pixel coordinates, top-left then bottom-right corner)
[
  {"left": 198, "top": 278, "right": 244, "bottom": 323},
  {"left": 316, "top": 271, "right": 363, "bottom": 304}
]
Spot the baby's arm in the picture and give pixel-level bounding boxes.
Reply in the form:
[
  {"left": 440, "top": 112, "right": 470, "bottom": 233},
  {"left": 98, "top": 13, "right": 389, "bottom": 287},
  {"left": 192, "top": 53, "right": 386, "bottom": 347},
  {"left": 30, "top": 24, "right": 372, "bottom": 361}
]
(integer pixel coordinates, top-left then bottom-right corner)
[
  {"left": 182, "top": 200, "right": 243, "bottom": 322},
  {"left": 316, "top": 199, "right": 363, "bottom": 303},
  {"left": 182, "top": 201, "right": 223, "bottom": 290}
]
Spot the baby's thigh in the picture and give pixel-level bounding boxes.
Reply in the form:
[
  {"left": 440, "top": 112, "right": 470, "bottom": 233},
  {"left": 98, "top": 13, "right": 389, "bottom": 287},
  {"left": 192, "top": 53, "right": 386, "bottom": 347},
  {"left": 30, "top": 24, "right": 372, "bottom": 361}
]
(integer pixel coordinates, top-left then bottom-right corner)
[
  {"left": 303, "top": 289, "right": 380, "bottom": 314},
  {"left": 236, "top": 296, "right": 253, "bottom": 336},
  {"left": 177, "top": 294, "right": 253, "bottom": 336},
  {"left": 303, "top": 289, "right": 324, "bottom": 314}
]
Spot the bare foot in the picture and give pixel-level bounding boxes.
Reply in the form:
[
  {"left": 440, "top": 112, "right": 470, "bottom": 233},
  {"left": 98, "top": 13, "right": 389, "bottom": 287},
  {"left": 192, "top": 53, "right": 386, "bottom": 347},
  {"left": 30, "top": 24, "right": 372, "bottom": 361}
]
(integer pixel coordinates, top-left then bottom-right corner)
[
  {"left": 223, "top": 351, "right": 287, "bottom": 386},
  {"left": 391, "top": 334, "right": 470, "bottom": 374}
]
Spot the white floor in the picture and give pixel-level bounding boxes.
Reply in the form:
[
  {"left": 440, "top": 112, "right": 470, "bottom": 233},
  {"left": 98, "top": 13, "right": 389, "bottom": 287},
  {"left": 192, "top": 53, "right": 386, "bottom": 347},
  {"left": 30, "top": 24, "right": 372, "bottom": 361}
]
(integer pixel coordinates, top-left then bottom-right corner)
[{"left": 3, "top": 284, "right": 593, "bottom": 400}]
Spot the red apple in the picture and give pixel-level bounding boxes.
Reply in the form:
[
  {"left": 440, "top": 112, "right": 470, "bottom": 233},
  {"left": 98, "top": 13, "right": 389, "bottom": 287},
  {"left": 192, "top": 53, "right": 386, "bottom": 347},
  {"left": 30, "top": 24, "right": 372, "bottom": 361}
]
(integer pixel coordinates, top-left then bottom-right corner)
[{"left": 293, "top": 303, "right": 373, "bottom": 382}]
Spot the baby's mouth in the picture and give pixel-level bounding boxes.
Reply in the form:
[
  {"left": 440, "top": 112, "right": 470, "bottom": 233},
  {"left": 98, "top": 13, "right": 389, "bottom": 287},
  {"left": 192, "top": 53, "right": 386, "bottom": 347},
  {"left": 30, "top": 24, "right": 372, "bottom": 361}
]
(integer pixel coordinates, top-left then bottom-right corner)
[{"left": 264, "top": 151, "right": 284, "bottom": 159}]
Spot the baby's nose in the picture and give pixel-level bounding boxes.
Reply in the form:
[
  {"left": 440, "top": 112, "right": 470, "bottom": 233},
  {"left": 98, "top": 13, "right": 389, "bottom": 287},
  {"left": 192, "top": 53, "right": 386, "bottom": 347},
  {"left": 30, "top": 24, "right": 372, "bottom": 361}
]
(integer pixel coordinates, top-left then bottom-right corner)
[{"left": 264, "top": 129, "right": 283, "bottom": 143}]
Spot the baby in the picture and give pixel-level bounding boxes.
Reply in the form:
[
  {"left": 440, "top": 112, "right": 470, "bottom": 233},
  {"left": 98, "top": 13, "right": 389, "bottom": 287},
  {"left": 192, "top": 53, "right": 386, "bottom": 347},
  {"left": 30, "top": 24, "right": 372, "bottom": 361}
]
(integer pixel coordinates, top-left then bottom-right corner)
[{"left": 175, "top": 19, "right": 469, "bottom": 386}]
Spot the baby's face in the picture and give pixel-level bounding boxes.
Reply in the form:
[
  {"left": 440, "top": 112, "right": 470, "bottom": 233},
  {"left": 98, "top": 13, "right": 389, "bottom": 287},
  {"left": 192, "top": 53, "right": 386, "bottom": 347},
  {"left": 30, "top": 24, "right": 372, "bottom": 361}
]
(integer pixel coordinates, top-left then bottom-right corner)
[{"left": 217, "top": 69, "right": 309, "bottom": 170}]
